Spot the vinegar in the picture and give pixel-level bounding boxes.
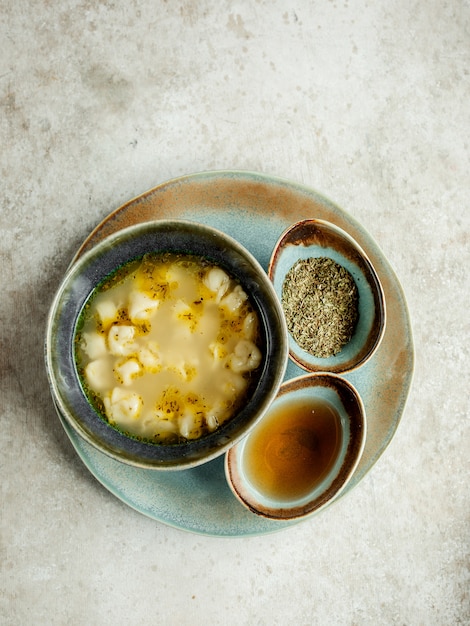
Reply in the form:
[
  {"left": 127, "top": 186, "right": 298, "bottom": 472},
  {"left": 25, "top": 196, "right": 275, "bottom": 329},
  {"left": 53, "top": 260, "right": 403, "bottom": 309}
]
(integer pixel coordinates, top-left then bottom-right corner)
[{"left": 244, "top": 397, "right": 342, "bottom": 501}]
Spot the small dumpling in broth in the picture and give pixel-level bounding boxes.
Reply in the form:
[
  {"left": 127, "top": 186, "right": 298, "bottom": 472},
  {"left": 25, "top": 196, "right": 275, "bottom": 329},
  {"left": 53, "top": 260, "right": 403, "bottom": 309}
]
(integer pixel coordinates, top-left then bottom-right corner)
[
  {"left": 80, "top": 332, "right": 107, "bottom": 360},
  {"left": 229, "top": 339, "right": 262, "bottom": 373},
  {"left": 108, "top": 325, "right": 138, "bottom": 357},
  {"left": 128, "top": 290, "right": 160, "bottom": 323}
]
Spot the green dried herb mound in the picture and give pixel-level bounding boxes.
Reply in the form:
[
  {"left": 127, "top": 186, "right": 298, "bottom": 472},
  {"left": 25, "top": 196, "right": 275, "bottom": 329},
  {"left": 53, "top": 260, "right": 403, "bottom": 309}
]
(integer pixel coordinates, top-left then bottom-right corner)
[{"left": 281, "top": 257, "right": 359, "bottom": 358}]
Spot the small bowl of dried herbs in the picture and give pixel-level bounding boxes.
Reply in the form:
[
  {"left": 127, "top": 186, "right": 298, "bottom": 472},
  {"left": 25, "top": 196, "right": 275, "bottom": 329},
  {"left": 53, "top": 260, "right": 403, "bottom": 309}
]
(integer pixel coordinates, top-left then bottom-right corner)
[{"left": 268, "top": 219, "right": 386, "bottom": 374}]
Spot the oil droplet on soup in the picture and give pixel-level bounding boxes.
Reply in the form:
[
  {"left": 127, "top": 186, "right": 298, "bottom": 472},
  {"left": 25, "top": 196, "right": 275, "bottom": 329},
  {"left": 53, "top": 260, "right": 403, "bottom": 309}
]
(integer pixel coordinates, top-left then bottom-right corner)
[
  {"left": 74, "top": 252, "right": 262, "bottom": 443},
  {"left": 244, "top": 398, "right": 342, "bottom": 501}
]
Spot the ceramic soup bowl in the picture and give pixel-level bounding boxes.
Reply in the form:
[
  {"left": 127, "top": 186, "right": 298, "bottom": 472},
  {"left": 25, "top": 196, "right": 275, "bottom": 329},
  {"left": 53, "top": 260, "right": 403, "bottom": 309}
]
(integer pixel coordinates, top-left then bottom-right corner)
[{"left": 46, "top": 220, "right": 289, "bottom": 470}]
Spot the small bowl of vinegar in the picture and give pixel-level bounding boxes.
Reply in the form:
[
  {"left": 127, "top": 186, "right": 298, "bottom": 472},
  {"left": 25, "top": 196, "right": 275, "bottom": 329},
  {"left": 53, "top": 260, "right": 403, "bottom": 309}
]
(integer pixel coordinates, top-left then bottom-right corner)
[{"left": 225, "top": 373, "right": 366, "bottom": 520}]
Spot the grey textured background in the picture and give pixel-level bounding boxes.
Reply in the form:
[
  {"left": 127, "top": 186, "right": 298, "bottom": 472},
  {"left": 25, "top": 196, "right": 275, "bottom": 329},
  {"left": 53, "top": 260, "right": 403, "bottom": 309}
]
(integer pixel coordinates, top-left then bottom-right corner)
[{"left": 1, "top": 2, "right": 469, "bottom": 624}]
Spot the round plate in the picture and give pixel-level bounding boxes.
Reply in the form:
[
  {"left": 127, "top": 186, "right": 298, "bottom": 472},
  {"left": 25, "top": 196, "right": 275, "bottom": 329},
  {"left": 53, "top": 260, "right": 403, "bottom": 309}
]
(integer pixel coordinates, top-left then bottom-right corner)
[{"left": 57, "top": 170, "right": 414, "bottom": 537}]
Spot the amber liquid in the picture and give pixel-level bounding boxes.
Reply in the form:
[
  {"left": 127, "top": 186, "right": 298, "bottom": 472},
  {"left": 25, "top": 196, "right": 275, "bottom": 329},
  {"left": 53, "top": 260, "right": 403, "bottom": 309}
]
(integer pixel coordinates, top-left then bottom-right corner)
[{"left": 244, "top": 398, "right": 342, "bottom": 501}]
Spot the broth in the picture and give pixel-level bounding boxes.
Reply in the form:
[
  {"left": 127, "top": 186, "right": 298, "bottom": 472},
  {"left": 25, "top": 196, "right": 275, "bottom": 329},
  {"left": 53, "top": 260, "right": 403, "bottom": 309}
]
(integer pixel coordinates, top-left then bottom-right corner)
[{"left": 74, "top": 252, "right": 262, "bottom": 443}]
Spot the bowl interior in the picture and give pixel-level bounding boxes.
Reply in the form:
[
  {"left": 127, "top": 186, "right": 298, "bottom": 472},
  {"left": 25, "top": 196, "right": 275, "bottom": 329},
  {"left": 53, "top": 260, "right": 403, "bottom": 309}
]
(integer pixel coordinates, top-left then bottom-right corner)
[
  {"left": 268, "top": 219, "right": 386, "bottom": 373},
  {"left": 225, "top": 373, "right": 366, "bottom": 520},
  {"left": 46, "top": 220, "right": 288, "bottom": 470}
]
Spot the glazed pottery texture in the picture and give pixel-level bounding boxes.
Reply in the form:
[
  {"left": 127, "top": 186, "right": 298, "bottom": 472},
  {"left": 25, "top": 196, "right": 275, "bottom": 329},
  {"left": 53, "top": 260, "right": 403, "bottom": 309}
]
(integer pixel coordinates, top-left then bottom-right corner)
[{"left": 49, "top": 171, "right": 413, "bottom": 536}]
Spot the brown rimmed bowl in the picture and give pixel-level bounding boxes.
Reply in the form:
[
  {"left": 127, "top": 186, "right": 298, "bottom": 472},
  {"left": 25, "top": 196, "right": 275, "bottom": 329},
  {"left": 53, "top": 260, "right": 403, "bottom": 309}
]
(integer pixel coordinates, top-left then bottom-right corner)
[
  {"left": 268, "top": 219, "right": 386, "bottom": 374},
  {"left": 225, "top": 372, "right": 366, "bottom": 520}
]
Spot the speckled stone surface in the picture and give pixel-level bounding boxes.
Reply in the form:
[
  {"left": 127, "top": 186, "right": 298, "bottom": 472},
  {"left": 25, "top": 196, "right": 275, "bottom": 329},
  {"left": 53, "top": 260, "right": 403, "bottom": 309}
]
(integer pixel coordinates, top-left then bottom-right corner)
[{"left": 1, "top": 2, "right": 469, "bottom": 625}]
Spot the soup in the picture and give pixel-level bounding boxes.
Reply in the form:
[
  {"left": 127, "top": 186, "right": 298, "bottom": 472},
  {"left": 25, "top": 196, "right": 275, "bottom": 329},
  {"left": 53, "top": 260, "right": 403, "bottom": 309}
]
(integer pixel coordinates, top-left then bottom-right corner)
[{"left": 74, "top": 252, "right": 262, "bottom": 443}]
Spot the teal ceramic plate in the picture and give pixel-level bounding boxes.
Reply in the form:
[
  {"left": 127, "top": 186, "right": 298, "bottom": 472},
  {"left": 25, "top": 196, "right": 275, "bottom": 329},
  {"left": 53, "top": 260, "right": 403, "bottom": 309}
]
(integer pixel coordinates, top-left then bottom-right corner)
[{"left": 58, "top": 170, "right": 414, "bottom": 537}]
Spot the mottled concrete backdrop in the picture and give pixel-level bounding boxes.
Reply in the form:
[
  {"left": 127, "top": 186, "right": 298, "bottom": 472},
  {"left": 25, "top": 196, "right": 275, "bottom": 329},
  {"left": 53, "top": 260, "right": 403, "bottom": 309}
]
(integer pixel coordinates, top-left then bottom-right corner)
[{"left": 1, "top": 1, "right": 469, "bottom": 625}]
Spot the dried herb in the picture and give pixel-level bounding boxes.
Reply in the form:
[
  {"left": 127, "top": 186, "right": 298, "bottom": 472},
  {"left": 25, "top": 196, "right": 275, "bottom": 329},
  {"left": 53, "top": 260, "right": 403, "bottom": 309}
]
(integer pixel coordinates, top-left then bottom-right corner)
[{"left": 281, "top": 257, "right": 359, "bottom": 358}]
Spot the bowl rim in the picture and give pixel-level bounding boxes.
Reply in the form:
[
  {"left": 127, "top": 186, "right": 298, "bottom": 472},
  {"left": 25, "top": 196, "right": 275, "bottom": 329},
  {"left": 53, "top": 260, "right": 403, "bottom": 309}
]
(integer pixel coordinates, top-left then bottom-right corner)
[
  {"left": 267, "top": 217, "right": 387, "bottom": 374},
  {"left": 45, "top": 218, "right": 289, "bottom": 470}
]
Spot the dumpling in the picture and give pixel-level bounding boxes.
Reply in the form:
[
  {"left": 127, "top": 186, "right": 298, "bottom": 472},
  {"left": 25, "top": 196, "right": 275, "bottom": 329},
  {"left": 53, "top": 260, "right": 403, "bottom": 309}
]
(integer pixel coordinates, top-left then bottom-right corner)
[
  {"left": 203, "top": 267, "right": 230, "bottom": 302},
  {"left": 80, "top": 331, "right": 107, "bottom": 360},
  {"left": 242, "top": 312, "right": 258, "bottom": 341},
  {"left": 148, "top": 417, "right": 178, "bottom": 438},
  {"left": 229, "top": 339, "right": 262, "bottom": 373},
  {"left": 138, "top": 342, "right": 161, "bottom": 371},
  {"left": 108, "top": 325, "right": 137, "bottom": 356},
  {"left": 209, "top": 341, "right": 228, "bottom": 363},
  {"left": 205, "top": 402, "right": 231, "bottom": 431},
  {"left": 85, "top": 358, "right": 114, "bottom": 392},
  {"left": 114, "top": 358, "right": 142, "bottom": 386},
  {"left": 220, "top": 285, "right": 248, "bottom": 313},
  {"left": 128, "top": 290, "right": 160, "bottom": 323},
  {"left": 96, "top": 299, "right": 120, "bottom": 327},
  {"left": 178, "top": 410, "right": 203, "bottom": 439},
  {"left": 103, "top": 387, "right": 143, "bottom": 427},
  {"left": 220, "top": 370, "right": 249, "bottom": 396}
]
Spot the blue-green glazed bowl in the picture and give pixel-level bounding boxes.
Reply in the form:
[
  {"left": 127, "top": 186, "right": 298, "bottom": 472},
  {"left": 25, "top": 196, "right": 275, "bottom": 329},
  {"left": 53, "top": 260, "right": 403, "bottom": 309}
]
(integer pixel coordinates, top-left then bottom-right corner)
[
  {"left": 268, "top": 219, "right": 386, "bottom": 374},
  {"left": 45, "top": 220, "right": 289, "bottom": 471},
  {"left": 225, "top": 373, "right": 366, "bottom": 520}
]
